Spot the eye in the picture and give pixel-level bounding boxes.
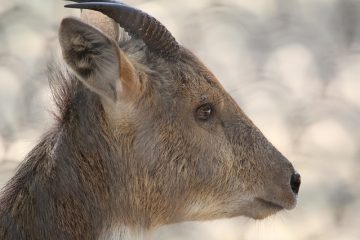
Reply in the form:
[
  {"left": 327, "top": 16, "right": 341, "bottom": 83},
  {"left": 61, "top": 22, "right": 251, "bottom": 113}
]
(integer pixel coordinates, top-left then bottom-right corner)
[{"left": 196, "top": 103, "right": 213, "bottom": 121}]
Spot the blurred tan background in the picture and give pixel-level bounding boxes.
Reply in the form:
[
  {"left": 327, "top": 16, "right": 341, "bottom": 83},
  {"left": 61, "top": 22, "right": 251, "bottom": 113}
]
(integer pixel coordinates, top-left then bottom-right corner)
[{"left": 0, "top": 0, "right": 359, "bottom": 239}]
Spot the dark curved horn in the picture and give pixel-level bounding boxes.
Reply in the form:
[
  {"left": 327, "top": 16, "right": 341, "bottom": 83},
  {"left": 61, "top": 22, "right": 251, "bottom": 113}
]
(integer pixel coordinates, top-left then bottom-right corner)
[{"left": 65, "top": 1, "right": 180, "bottom": 60}]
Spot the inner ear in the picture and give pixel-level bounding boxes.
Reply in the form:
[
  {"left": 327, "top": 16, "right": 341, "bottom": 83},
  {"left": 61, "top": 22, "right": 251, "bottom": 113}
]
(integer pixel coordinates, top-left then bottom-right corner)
[{"left": 59, "top": 17, "right": 137, "bottom": 103}]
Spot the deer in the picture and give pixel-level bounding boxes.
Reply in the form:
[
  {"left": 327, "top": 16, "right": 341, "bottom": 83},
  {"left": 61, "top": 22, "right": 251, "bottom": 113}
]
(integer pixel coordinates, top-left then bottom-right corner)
[{"left": 0, "top": 0, "right": 301, "bottom": 239}]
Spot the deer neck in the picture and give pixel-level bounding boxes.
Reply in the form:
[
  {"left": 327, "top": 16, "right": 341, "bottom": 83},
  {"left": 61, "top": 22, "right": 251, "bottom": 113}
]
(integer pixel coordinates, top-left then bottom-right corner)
[
  {"left": 53, "top": 121, "right": 148, "bottom": 239},
  {"left": 57, "top": 87, "right": 161, "bottom": 237}
]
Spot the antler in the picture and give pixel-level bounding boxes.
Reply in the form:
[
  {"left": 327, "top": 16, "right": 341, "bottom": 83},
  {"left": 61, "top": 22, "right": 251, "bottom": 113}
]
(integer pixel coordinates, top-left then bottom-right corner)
[{"left": 65, "top": 0, "right": 180, "bottom": 60}]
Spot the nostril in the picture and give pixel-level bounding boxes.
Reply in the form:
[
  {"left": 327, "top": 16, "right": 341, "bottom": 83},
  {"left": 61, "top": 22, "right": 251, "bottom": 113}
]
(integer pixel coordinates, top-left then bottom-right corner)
[{"left": 290, "top": 172, "right": 301, "bottom": 194}]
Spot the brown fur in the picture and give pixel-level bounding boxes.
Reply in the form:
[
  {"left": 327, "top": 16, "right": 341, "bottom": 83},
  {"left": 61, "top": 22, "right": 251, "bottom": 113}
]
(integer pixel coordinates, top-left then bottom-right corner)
[{"left": 0, "top": 8, "right": 299, "bottom": 240}]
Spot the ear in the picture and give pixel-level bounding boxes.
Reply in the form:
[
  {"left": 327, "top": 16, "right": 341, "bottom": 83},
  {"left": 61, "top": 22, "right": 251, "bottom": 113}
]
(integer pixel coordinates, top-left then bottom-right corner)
[{"left": 59, "top": 17, "right": 138, "bottom": 102}]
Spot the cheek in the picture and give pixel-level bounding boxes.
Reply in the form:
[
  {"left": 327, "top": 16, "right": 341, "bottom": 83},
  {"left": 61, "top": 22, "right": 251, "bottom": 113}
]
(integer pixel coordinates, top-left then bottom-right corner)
[
  {"left": 186, "top": 130, "right": 237, "bottom": 188},
  {"left": 203, "top": 129, "right": 236, "bottom": 171}
]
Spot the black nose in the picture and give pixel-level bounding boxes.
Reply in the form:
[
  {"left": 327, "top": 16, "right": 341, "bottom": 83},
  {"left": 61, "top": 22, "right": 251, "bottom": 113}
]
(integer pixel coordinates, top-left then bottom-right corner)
[{"left": 290, "top": 172, "right": 301, "bottom": 194}]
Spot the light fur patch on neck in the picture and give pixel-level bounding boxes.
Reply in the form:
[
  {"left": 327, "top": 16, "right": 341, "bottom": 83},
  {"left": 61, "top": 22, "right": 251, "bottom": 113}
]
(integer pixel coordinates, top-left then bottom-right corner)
[
  {"left": 182, "top": 198, "right": 224, "bottom": 221},
  {"left": 99, "top": 226, "right": 146, "bottom": 240}
]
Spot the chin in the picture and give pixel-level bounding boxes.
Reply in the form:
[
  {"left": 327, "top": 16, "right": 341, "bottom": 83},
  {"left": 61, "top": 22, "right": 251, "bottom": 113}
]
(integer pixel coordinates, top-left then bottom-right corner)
[
  {"left": 229, "top": 198, "right": 286, "bottom": 220},
  {"left": 182, "top": 197, "right": 292, "bottom": 222},
  {"left": 247, "top": 209, "right": 283, "bottom": 220}
]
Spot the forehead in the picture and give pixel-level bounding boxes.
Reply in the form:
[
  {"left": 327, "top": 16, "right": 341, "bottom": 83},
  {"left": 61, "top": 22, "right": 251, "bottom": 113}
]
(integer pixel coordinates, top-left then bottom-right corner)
[
  {"left": 170, "top": 48, "right": 226, "bottom": 100},
  {"left": 140, "top": 48, "right": 230, "bottom": 120},
  {"left": 140, "top": 46, "right": 228, "bottom": 114}
]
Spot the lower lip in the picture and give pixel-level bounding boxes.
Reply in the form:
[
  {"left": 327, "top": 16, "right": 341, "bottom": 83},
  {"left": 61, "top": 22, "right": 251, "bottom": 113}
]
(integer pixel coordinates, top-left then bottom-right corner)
[{"left": 256, "top": 198, "right": 284, "bottom": 210}]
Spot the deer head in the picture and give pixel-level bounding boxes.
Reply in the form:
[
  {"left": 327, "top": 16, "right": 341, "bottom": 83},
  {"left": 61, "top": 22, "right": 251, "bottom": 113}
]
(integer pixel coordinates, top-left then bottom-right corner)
[{"left": 57, "top": 0, "right": 301, "bottom": 227}]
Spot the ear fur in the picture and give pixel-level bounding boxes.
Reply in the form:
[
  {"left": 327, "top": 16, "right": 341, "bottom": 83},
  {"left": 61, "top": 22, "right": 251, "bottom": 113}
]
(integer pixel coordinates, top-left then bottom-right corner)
[{"left": 59, "top": 17, "right": 137, "bottom": 103}]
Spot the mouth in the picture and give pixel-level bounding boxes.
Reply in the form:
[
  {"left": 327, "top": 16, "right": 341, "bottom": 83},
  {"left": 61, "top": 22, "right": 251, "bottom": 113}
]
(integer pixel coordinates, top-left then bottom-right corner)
[
  {"left": 245, "top": 198, "right": 285, "bottom": 220},
  {"left": 256, "top": 198, "right": 284, "bottom": 210}
]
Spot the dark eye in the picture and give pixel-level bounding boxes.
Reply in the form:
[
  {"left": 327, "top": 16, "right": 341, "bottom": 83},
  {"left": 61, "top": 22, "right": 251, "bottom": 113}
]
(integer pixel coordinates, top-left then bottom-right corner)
[{"left": 196, "top": 103, "right": 213, "bottom": 121}]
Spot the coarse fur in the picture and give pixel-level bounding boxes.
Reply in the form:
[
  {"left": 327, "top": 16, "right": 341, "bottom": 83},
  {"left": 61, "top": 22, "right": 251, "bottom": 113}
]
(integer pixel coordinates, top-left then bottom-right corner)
[{"left": 0, "top": 3, "right": 300, "bottom": 240}]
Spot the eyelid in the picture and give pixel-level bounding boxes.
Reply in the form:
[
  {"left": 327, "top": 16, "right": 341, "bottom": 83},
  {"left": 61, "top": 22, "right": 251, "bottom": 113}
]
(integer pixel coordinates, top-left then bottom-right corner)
[{"left": 196, "top": 103, "right": 213, "bottom": 121}]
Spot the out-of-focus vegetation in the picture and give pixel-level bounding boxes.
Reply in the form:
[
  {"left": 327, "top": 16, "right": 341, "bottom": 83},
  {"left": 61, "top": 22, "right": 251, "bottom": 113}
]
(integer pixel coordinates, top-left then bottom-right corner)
[{"left": 0, "top": 0, "right": 359, "bottom": 239}]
